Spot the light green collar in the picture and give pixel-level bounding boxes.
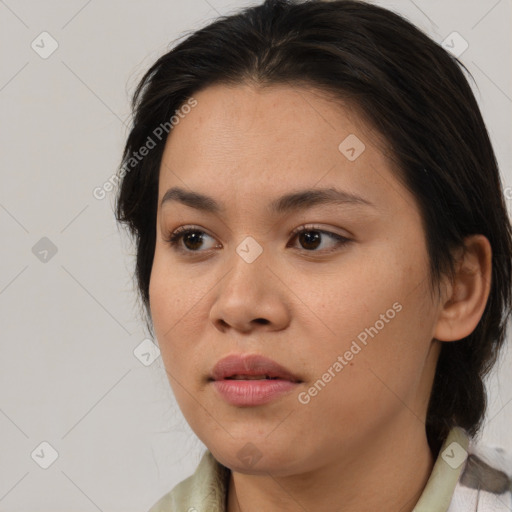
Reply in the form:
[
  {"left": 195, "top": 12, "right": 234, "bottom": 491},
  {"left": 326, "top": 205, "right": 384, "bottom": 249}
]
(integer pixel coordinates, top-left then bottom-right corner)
[{"left": 412, "top": 426, "right": 469, "bottom": 512}]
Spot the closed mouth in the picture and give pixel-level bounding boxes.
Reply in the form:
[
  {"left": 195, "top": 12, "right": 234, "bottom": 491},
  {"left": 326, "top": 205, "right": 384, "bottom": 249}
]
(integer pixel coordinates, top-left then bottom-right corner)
[
  {"left": 210, "top": 353, "right": 302, "bottom": 383},
  {"left": 225, "top": 375, "right": 282, "bottom": 380}
]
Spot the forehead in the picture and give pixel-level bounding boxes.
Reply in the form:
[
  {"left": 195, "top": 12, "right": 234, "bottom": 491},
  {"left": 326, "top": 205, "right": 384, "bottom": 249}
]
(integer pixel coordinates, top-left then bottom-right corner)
[
  {"left": 157, "top": 83, "right": 407, "bottom": 217},
  {"left": 160, "top": 82, "right": 374, "bottom": 163}
]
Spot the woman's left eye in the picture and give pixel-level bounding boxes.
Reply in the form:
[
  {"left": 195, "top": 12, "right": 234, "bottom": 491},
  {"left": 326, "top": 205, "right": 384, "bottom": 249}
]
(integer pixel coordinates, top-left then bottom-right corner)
[
  {"left": 288, "top": 225, "right": 351, "bottom": 253},
  {"left": 163, "top": 225, "right": 350, "bottom": 255}
]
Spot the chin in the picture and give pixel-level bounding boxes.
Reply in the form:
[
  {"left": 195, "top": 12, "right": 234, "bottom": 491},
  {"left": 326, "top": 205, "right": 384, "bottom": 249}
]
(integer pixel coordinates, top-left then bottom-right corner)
[{"left": 208, "top": 439, "right": 306, "bottom": 476}]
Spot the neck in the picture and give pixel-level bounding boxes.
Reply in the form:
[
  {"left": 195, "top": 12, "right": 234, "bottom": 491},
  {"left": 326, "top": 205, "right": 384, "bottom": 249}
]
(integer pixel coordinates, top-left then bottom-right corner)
[{"left": 227, "top": 419, "right": 435, "bottom": 512}]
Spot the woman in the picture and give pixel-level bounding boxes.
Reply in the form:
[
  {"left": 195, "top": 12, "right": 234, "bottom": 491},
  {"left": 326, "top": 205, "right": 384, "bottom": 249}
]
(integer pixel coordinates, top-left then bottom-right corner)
[{"left": 115, "top": 0, "right": 512, "bottom": 510}]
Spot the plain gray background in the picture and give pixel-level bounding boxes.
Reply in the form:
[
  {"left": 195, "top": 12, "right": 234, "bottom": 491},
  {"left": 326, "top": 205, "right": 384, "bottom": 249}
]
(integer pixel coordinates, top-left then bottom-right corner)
[{"left": 1, "top": 0, "right": 511, "bottom": 510}]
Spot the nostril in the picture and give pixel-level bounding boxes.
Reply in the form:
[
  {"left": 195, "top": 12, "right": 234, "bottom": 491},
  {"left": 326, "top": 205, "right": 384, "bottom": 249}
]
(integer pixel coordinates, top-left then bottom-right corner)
[{"left": 255, "top": 318, "right": 270, "bottom": 325}]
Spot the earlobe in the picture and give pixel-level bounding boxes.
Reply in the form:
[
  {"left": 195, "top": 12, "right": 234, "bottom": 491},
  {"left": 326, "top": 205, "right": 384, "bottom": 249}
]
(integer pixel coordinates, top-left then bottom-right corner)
[{"left": 433, "top": 234, "right": 492, "bottom": 343}]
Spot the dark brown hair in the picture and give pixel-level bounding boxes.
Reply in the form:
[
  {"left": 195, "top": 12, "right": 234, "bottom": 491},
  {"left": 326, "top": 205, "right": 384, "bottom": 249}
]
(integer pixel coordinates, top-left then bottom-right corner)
[{"left": 115, "top": 0, "right": 512, "bottom": 455}]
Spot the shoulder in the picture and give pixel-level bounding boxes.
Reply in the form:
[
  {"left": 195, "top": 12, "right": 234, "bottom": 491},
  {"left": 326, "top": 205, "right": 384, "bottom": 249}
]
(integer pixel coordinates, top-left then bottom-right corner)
[
  {"left": 449, "top": 437, "right": 512, "bottom": 511},
  {"left": 146, "top": 450, "right": 230, "bottom": 512}
]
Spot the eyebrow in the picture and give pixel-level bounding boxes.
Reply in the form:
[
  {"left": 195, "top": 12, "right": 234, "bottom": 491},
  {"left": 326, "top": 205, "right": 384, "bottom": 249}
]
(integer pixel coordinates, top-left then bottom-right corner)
[{"left": 160, "top": 186, "right": 375, "bottom": 214}]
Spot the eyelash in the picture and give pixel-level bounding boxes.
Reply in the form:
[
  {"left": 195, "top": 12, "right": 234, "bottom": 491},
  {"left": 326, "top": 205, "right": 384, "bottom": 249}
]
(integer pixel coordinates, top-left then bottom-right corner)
[{"left": 163, "top": 224, "right": 351, "bottom": 256}]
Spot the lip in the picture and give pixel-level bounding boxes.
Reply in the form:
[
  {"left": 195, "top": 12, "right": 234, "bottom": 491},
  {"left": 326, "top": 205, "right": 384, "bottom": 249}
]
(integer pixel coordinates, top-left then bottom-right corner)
[
  {"left": 210, "top": 354, "right": 301, "bottom": 381},
  {"left": 209, "top": 354, "right": 302, "bottom": 406}
]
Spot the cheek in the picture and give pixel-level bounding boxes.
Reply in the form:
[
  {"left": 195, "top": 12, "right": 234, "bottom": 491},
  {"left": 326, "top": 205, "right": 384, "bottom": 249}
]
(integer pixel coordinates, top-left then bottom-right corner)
[
  {"left": 149, "top": 246, "right": 198, "bottom": 331},
  {"left": 294, "top": 252, "right": 434, "bottom": 407},
  {"left": 148, "top": 271, "right": 199, "bottom": 412},
  {"left": 286, "top": 252, "right": 404, "bottom": 346},
  {"left": 148, "top": 251, "right": 215, "bottom": 383},
  {"left": 148, "top": 254, "right": 189, "bottom": 363},
  {"left": 296, "top": 312, "right": 428, "bottom": 440}
]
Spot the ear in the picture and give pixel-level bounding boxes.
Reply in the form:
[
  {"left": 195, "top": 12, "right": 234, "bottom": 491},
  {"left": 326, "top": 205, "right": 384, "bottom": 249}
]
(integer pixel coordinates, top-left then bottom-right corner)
[{"left": 434, "top": 234, "right": 492, "bottom": 342}]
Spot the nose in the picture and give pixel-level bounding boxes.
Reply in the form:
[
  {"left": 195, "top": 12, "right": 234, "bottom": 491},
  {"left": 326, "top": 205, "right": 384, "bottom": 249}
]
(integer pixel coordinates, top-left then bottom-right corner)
[{"left": 208, "top": 241, "right": 291, "bottom": 334}]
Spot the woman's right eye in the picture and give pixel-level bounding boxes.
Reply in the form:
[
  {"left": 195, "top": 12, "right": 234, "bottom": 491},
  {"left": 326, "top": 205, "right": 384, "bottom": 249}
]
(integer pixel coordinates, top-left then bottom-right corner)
[{"left": 163, "top": 226, "right": 219, "bottom": 253}]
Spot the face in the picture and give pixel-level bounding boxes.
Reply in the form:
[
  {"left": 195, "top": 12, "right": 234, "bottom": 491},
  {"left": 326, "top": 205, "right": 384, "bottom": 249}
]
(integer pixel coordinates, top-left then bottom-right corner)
[{"left": 149, "top": 83, "right": 443, "bottom": 476}]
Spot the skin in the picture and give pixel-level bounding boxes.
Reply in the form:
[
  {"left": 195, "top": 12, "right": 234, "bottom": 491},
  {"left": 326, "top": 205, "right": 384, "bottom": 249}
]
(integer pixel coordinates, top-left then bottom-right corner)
[{"left": 149, "top": 83, "right": 492, "bottom": 511}]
